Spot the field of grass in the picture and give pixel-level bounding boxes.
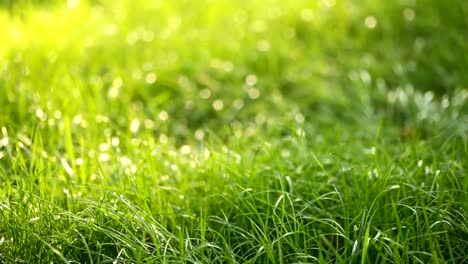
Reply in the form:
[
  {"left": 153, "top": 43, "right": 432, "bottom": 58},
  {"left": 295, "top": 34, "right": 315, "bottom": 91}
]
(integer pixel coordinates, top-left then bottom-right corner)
[{"left": 0, "top": 0, "right": 467, "bottom": 263}]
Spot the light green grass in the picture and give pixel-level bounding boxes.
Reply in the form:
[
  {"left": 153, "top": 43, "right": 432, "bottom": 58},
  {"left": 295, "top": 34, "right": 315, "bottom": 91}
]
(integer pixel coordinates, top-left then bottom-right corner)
[{"left": 0, "top": 0, "right": 467, "bottom": 263}]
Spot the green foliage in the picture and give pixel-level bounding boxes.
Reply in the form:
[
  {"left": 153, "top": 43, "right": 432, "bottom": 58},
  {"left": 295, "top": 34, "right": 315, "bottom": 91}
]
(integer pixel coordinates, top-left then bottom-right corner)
[{"left": 0, "top": 0, "right": 467, "bottom": 263}]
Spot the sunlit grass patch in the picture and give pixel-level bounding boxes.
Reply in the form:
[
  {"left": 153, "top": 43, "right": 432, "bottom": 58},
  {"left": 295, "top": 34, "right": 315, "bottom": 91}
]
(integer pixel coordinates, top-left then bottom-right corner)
[{"left": 0, "top": 0, "right": 467, "bottom": 263}]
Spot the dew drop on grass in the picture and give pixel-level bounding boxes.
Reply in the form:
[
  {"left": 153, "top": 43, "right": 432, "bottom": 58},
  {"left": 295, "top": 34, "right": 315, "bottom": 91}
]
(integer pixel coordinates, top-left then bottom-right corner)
[
  {"left": 145, "top": 119, "right": 155, "bottom": 129},
  {"left": 17, "top": 142, "right": 25, "bottom": 149},
  {"left": 99, "top": 143, "right": 109, "bottom": 152},
  {"left": 170, "top": 164, "right": 178, "bottom": 171},
  {"left": 177, "top": 75, "right": 191, "bottom": 89},
  {"left": 159, "top": 134, "right": 168, "bottom": 144},
  {"left": 145, "top": 73, "right": 157, "bottom": 84},
  {"left": 364, "top": 16, "right": 377, "bottom": 29},
  {"left": 48, "top": 119, "right": 56, "bottom": 127},
  {"left": 99, "top": 153, "right": 110, "bottom": 162},
  {"left": 247, "top": 88, "right": 260, "bottom": 99},
  {"left": 73, "top": 114, "right": 83, "bottom": 125},
  {"left": 151, "top": 149, "right": 158, "bottom": 156},
  {"left": 54, "top": 110, "right": 62, "bottom": 119},
  {"left": 213, "top": 100, "right": 224, "bottom": 111},
  {"left": 0, "top": 137, "right": 9, "bottom": 147},
  {"left": 130, "top": 119, "right": 140, "bottom": 133},
  {"left": 35, "top": 108, "right": 46, "bottom": 120},
  {"left": 194, "top": 129, "right": 205, "bottom": 140},
  {"left": 111, "top": 137, "right": 120, "bottom": 147},
  {"left": 245, "top": 74, "right": 257, "bottom": 86},
  {"left": 180, "top": 145, "right": 192, "bottom": 155},
  {"left": 360, "top": 70, "right": 372, "bottom": 85},
  {"left": 108, "top": 77, "right": 123, "bottom": 99},
  {"left": 200, "top": 89, "right": 211, "bottom": 99},
  {"left": 119, "top": 156, "right": 132, "bottom": 166},
  {"left": 190, "top": 161, "right": 196, "bottom": 168},
  {"left": 75, "top": 158, "right": 84, "bottom": 166},
  {"left": 233, "top": 99, "right": 244, "bottom": 109},
  {"left": 295, "top": 113, "right": 305, "bottom": 123},
  {"left": 159, "top": 111, "right": 168, "bottom": 121},
  {"left": 403, "top": 8, "right": 415, "bottom": 21}
]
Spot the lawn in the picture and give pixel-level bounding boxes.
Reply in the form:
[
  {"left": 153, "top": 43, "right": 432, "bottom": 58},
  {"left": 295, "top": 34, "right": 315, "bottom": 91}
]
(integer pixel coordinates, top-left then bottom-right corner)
[{"left": 0, "top": 0, "right": 467, "bottom": 263}]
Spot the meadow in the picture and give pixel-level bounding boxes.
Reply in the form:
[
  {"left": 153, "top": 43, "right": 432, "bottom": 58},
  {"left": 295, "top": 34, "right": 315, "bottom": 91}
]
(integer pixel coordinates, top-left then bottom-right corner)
[{"left": 0, "top": 0, "right": 467, "bottom": 263}]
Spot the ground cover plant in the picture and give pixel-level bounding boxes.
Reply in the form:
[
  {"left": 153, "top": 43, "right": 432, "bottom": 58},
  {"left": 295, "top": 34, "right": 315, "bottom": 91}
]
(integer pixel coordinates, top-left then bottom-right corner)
[{"left": 0, "top": 0, "right": 467, "bottom": 263}]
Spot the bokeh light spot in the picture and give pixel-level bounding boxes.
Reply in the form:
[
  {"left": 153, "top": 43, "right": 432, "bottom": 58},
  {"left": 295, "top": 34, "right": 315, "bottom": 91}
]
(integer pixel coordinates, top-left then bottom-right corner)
[{"left": 365, "top": 16, "right": 377, "bottom": 29}]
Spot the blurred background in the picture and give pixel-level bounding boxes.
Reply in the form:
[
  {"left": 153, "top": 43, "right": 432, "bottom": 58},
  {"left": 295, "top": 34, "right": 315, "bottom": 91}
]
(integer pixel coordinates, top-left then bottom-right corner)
[{"left": 0, "top": 0, "right": 467, "bottom": 145}]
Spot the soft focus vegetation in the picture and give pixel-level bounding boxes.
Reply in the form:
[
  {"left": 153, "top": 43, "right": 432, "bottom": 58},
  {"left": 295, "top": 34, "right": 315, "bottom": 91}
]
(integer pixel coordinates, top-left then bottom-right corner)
[{"left": 0, "top": 0, "right": 467, "bottom": 263}]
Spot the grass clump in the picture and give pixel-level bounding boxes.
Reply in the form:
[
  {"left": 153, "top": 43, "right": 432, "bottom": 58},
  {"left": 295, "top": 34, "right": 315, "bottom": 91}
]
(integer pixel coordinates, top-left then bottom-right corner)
[{"left": 0, "top": 0, "right": 467, "bottom": 263}]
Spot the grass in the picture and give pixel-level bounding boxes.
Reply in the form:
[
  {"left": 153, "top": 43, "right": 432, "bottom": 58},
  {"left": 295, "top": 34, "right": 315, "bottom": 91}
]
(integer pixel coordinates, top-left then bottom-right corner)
[{"left": 0, "top": 0, "right": 467, "bottom": 263}]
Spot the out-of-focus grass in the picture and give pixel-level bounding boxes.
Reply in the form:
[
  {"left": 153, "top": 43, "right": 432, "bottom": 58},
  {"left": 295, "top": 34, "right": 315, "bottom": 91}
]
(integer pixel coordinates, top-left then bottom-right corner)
[{"left": 0, "top": 0, "right": 467, "bottom": 263}]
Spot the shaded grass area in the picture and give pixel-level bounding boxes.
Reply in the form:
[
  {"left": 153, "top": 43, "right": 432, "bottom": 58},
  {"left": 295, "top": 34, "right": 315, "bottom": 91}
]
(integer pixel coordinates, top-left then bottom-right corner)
[{"left": 0, "top": 0, "right": 467, "bottom": 263}]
